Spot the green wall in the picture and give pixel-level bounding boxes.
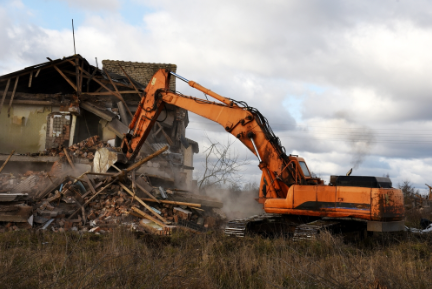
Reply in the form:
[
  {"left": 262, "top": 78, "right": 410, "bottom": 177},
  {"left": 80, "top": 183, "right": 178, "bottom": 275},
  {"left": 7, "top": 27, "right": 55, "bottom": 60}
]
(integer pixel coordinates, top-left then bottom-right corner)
[{"left": 0, "top": 105, "right": 53, "bottom": 154}]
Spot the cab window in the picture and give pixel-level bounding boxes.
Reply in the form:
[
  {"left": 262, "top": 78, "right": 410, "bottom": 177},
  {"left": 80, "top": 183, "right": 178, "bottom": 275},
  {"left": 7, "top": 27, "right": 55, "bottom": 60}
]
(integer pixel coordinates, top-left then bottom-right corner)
[{"left": 299, "top": 161, "right": 311, "bottom": 177}]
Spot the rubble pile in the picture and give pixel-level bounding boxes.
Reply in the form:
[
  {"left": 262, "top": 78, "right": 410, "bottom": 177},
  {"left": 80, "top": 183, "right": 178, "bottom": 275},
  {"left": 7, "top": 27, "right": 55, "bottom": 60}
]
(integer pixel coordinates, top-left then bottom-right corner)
[
  {"left": 0, "top": 145, "right": 224, "bottom": 235},
  {"left": 33, "top": 135, "right": 113, "bottom": 160},
  {"left": 0, "top": 171, "right": 50, "bottom": 194}
]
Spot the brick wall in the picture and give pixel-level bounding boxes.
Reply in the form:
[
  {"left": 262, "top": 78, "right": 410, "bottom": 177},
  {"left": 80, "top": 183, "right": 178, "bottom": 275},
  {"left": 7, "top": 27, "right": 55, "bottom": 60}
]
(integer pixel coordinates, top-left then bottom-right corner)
[{"left": 102, "top": 60, "right": 177, "bottom": 91}]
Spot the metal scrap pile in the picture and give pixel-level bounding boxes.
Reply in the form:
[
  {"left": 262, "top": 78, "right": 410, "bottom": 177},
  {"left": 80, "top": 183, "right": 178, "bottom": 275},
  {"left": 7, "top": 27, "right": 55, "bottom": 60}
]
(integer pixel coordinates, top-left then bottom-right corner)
[{"left": 0, "top": 145, "right": 224, "bottom": 235}]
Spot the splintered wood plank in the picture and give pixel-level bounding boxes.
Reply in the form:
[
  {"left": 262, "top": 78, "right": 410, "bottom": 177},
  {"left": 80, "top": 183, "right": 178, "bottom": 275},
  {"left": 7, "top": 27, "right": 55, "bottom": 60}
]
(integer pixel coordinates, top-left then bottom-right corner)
[
  {"left": 120, "top": 182, "right": 167, "bottom": 223},
  {"left": 118, "top": 64, "right": 141, "bottom": 94},
  {"left": 28, "top": 71, "right": 33, "bottom": 87},
  {"left": 0, "top": 78, "right": 11, "bottom": 114},
  {"left": 139, "top": 198, "right": 201, "bottom": 208},
  {"left": 0, "top": 150, "right": 15, "bottom": 174},
  {"left": 63, "top": 148, "right": 76, "bottom": 171},
  {"left": 131, "top": 207, "right": 166, "bottom": 228},
  {"left": 7, "top": 76, "right": 19, "bottom": 117}
]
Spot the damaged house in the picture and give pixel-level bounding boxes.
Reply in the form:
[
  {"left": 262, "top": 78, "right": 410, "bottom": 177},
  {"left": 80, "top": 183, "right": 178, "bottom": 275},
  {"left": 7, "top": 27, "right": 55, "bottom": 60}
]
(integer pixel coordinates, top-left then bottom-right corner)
[{"left": 0, "top": 55, "right": 199, "bottom": 190}]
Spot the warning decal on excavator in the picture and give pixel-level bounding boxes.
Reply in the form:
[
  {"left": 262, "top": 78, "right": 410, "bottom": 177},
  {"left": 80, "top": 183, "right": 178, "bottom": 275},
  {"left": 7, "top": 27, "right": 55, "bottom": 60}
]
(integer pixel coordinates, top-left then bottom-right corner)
[{"left": 151, "top": 77, "right": 157, "bottom": 85}]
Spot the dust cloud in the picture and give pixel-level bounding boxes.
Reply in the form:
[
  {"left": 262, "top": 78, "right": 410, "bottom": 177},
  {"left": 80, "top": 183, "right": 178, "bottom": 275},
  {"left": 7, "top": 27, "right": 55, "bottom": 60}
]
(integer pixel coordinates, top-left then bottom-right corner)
[{"left": 201, "top": 185, "right": 264, "bottom": 220}]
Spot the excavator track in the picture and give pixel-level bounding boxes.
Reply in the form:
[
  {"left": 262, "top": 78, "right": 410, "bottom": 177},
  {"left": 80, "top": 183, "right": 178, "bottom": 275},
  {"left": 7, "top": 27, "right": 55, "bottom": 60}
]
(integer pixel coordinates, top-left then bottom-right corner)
[
  {"left": 292, "top": 220, "right": 340, "bottom": 241},
  {"left": 225, "top": 216, "right": 344, "bottom": 240},
  {"left": 225, "top": 213, "right": 303, "bottom": 238},
  {"left": 224, "top": 214, "right": 282, "bottom": 237}
]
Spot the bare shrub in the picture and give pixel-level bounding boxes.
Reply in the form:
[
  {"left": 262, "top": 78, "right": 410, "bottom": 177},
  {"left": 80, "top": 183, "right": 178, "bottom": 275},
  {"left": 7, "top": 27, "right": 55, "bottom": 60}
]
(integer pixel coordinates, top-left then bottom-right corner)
[{"left": 197, "top": 137, "right": 250, "bottom": 190}]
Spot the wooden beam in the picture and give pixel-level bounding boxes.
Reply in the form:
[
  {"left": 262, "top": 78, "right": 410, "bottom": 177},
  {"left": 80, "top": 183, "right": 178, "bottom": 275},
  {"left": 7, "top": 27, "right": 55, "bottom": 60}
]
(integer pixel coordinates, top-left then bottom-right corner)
[
  {"left": 119, "top": 182, "right": 167, "bottom": 223},
  {"left": 84, "top": 91, "right": 139, "bottom": 96},
  {"left": 146, "top": 174, "right": 174, "bottom": 183},
  {"left": 0, "top": 58, "right": 73, "bottom": 83},
  {"left": 67, "top": 60, "right": 124, "bottom": 103},
  {"left": 0, "top": 78, "right": 11, "bottom": 114},
  {"left": 63, "top": 70, "right": 134, "bottom": 89},
  {"left": 82, "top": 174, "right": 96, "bottom": 196},
  {"left": 28, "top": 72, "right": 33, "bottom": 88},
  {"left": 0, "top": 150, "right": 15, "bottom": 174},
  {"left": 98, "top": 79, "right": 135, "bottom": 89},
  {"left": 139, "top": 198, "right": 202, "bottom": 208},
  {"left": 131, "top": 207, "right": 166, "bottom": 227},
  {"left": 75, "top": 57, "right": 80, "bottom": 96},
  {"left": 63, "top": 148, "right": 76, "bottom": 171},
  {"left": 86, "top": 68, "right": 98, "bottom": 92},
  {"left": 103, "top": 68, "right": 120, "bottom": 95},
  {"left": 7, "top": 76, "right": 19, "bottom": 117},
  {"left": 94, "top": 85, "right": 104, "bottom": 93},
  {"left": 79, "top": 60, "right": 84, "bottom": 95},
  {"left": 136, "top": 182, "right": 160, "bottom": 203},
  {"left": 53, "top": 65, "right": 77, "bottom": 91},
  {"left": 123, "top": 145, "right": 169, "bottom": 173},
  {"left": 156, "top": 122, "right": 174, "bottom": 146},
  {"left": 81, "top": 181, "right": 104, "bottom": 199},
  {"left": 35, "top": 68, "right": 41, "bottom": 77},
  {"left": 153, "top": 125, "right": 163, "bottom": 137},
  {"left": 103, "top": 68, "right": 133, "bottom": 118},
  {"left": 85, "top": 172, "right": 116, "bottom": 176},
  {"left": 118, "top": 64, "right": 141, "bottom": 94}
]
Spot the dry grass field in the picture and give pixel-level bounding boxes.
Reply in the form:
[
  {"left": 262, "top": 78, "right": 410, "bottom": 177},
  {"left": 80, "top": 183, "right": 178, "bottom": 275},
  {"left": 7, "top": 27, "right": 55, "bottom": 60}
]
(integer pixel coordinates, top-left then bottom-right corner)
[{"left": 0, "top": 224, "right": 431, "bottom": 289}]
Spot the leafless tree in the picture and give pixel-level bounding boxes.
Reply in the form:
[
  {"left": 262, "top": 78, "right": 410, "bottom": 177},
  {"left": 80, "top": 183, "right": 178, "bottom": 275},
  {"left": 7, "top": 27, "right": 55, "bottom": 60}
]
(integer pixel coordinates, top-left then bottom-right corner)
[
  {"left": 197, "top": 137, "right": 250, "bottom": 190},
  {"left": 399, "top": 180, "right": 419, "bottom": 197}
]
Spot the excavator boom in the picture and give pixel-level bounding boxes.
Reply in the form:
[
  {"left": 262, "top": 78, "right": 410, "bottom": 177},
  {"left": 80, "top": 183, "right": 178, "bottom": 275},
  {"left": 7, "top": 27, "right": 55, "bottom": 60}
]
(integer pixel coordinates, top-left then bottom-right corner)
[{"left": 122, "top": 69, "right": 312, "bottom": 200}]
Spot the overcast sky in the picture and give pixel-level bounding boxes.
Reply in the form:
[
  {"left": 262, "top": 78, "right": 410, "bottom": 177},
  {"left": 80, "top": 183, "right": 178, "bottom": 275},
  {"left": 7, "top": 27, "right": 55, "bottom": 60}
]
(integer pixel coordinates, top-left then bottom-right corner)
[{"left": 2, "top": 0, "right": 432, "bottom": 193}]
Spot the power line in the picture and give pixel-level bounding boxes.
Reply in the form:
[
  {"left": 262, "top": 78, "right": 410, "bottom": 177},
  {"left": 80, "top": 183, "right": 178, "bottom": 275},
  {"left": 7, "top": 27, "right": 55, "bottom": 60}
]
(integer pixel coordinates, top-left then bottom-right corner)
[
  {"left": 188, "top": 120, "right": 432, "bottom": 132},
  {"left": 186, "top": 127, "right": 432, "bottom": 145},
  {"left": 188, "top": 122, "right": 432, "bottom": 137}
]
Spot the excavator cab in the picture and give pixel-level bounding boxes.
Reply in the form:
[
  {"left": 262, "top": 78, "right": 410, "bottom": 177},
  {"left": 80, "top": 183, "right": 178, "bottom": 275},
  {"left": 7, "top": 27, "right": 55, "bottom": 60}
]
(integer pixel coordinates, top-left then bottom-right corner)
[
  {"left": 298, "top": 160, "right": 311, "bottom": 178},
  {"left": 290, "top": 156, "right": 313, "bottom": 179},
  {"left": 283, "top": 155, "right": 324, "bottom": 186}
]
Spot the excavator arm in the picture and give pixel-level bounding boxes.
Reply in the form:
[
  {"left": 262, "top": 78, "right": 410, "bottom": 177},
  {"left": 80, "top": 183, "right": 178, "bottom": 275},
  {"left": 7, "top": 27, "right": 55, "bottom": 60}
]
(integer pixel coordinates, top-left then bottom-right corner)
[
  {"left": 120, "top": 68, "right": 405, "bottom": 228},
  {"left": 121, "top": 69, "right": 318, "bottom": 201}
]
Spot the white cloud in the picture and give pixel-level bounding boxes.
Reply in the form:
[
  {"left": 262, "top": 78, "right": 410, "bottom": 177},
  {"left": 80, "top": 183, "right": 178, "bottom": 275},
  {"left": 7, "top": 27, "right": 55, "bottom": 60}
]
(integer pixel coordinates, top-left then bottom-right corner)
[
  {"left": 9, "top": 0, "right": 24, "bottom": 9},
  {"left": 2, "top": 0, "right": 432, "bottom": 191},
  {"left": 60, "top": 0, "right": 120, "bottom": 11}
]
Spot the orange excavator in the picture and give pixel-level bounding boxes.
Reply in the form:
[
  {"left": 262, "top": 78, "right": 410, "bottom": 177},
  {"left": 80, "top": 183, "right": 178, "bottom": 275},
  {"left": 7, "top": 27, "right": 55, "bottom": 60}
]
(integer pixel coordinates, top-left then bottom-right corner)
[{"left": 121, "top": 69, "right": 405, "bottom": 238}]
